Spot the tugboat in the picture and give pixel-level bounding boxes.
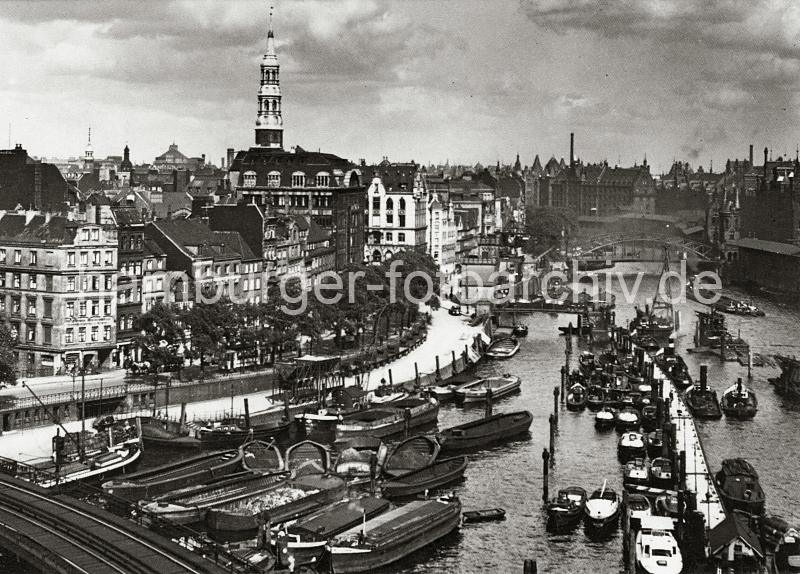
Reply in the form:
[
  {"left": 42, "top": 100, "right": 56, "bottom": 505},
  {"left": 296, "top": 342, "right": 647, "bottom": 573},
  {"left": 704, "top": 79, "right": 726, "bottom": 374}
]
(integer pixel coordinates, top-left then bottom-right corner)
[
  {"left": 715, "top": 458, "right": 766, "bottom": 515},
  {"left": 770, "top": 355, "right": 800, "bottom": 399},
  {"left": 655, "top": 342, "right": 693, "bottom": 389},
  {"left": 546, "top": 486, "right": 587, "bottom": 531},
  {"left": 566, "top": 383, "right": 587, "bottom": 411},
  {"left": 635, "top": 516, "right": 683, "bottom": 574},
  {"left": 629, "top": 248, "right": 676, "bottom": 346},
  {"left": 684, "top": 366, "right": 723, "bottom": 419},
  {"left": 721, "top": 378, "right": 758, "bottom": 419},
  {"left": 584, "top": 480, "right": 620, "bottom": 529}
]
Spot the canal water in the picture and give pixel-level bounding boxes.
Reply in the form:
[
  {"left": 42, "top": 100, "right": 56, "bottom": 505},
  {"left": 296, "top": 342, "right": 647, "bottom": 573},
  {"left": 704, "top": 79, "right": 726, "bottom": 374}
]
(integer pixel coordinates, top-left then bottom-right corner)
[{"left": 5, "top": 265, "right": 798, "bottom": 574}]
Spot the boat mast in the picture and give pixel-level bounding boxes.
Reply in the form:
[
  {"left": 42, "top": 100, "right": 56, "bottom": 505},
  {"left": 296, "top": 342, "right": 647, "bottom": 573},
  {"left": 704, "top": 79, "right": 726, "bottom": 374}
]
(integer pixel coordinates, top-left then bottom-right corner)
[{"left": 650, "top": 246, "right": 674, "bottom": 324}]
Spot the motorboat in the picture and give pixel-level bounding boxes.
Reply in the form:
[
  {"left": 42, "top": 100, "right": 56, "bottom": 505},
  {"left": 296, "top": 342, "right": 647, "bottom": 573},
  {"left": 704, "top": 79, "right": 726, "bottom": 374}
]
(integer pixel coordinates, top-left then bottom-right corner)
[
  {"left": 623, "top": 458, "right": 650, "bottom": 487},
  {"left": 641, "top": 406, "right": 658, "bottom": 433},
  {"left": 546, "top": 486, "right": 587, "bottom": 531},
  {"left": 584, "top": 481, "right": 620, "bottom": 529},
  {"left": 618, "top": 432, "right": 646, "bottom": 462},
  {"left": 635, "top": 516, "right": 683, "bottom": 574},
  {"left": 615, "top": 407, "right": 641, "bottom": 432},
  {"left": 626, "top": 493, "right": 652, "bottom": 531},
  {"left": 649, "top": 457, "right": 673, "bottom": 490},
  {"left": 586, "top": 386, "right": 606, "bottom": 411},
  {"left": 565, "top": 383, "right": 587, "bottom": 411},
  {"left": 654, "top": 493, "right": 681, "bottom": 519},
  {"left": 595, "top": 407, "right": 616, "bottom": 430}
]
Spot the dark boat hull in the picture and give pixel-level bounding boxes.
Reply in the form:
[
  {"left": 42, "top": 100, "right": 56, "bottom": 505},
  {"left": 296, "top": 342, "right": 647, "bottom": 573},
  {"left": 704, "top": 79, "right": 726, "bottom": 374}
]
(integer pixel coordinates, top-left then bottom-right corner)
[
  {"left": 330, "top": 500, "right": 461, "bottom": 573},
  {"left": 200, "top": 421, "right": 293, "bottom": 449},
  {"left": 382, "top": 457, "right": 468, "bottom": 499},
  {"left": 438, "top": 411, "right": 532, "bottom": 452}
]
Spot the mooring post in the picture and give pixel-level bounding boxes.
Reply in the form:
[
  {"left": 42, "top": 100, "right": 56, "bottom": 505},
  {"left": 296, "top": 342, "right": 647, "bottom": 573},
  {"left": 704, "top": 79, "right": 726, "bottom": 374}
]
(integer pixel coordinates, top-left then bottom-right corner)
[
  {"left": 243, "top": 398, "right": 251, "bottom": 430},
  {"left": 553, "top": 386, "right": 559, "bottom": 423},
  {"left": 388, "top": 368, "right": 393, "bottom": 386},
  {"left": 435, "top": 355, "right": 441, "bottom": 379},
  {"left": 549, "top": 414, "right": 556, "bottom": 466},
  {"left": 541, "top": 449, "right": 549, "bottom": 502},
  {"left": 452, "top": 350, "right": 457, "bottom": 372},
  {"left": 523, "top": 559, "right": 538, "bottom": 574},
  {"left": 414, "top": 362, "right": 420, "bottom": 387},
  {"left": 560, "top": 366, "right": 566, "bottom": 402}
]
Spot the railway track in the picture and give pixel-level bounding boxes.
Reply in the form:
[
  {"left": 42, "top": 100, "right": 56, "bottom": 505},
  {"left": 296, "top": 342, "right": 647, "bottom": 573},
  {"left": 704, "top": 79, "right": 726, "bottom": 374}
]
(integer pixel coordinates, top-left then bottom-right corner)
[{"left": 0, "top": 476, "right": 225, "bottom": 574}]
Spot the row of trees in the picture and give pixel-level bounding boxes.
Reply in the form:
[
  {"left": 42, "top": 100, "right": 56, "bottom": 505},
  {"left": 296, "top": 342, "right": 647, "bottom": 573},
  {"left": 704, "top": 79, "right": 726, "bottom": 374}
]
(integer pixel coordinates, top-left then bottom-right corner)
[
  {"left": 523, "top": 205, "right": 578, "bottom": 254},
  {"left": 136, "top": 250, "right": 441, "bottom": 376}
]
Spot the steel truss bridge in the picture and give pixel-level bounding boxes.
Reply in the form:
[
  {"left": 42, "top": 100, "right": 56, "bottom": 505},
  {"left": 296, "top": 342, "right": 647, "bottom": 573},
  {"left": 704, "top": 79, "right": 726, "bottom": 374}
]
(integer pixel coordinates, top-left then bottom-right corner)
[{"left": 572, "top": 232, "right": 718, "bottom": 262}]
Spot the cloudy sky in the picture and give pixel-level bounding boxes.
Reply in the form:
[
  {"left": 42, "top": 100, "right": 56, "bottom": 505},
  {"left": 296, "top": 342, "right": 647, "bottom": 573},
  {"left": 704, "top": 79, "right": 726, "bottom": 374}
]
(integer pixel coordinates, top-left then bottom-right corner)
[{"left": 1, "top": 0, "right": 799, "bottom": 172}]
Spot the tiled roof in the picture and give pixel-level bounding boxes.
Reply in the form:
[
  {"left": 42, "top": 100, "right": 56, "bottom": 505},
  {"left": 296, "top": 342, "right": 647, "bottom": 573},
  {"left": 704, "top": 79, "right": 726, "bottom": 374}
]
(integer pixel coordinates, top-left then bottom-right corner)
[
  {"left": 151, "top": 218, "right": 243, "bottom": 261},
  {"left": 709, "top": 513, "right": 763, "bottom": 558},
  {"left": 0, "top": 213, "right": 75, "bottom": 244}
]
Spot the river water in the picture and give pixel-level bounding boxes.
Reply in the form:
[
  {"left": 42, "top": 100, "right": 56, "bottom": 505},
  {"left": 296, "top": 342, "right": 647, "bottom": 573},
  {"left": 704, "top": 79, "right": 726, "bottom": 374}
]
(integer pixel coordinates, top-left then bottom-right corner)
[{"left": 4, "top": 265, "right": 798, "bottom": 574}]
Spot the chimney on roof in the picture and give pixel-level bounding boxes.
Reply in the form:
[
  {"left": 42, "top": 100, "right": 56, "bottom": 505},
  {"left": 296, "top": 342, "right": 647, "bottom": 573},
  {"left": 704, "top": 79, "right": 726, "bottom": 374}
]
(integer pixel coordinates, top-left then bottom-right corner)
[
  {"left": 226, "top": 148, "right": 235, "bottom": 168},
  {"left": 749, "top": 144, "right": 753, "bottom": 166},
  {"left": 569, "top": 132, "right": 575, "bottom": 168},
  {"left": 221, "top": 156, "right": 225, "bottom": 168},
  {"left": 764, "top": 147, "right": 768, "bottom": 179}
]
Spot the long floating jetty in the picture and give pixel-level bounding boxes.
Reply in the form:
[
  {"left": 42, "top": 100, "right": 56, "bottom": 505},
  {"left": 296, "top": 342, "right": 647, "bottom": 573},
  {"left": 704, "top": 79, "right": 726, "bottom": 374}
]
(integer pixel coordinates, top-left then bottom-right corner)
[{"left": 651, "top": 359, "right": 727, "bottom": 530}]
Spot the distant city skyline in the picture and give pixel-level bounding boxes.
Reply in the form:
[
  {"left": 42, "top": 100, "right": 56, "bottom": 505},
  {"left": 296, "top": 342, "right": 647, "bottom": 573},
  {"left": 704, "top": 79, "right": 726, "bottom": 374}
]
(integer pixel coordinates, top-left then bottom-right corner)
[{"left": 1, "top": 0, "right": 799, "bottom": 172}]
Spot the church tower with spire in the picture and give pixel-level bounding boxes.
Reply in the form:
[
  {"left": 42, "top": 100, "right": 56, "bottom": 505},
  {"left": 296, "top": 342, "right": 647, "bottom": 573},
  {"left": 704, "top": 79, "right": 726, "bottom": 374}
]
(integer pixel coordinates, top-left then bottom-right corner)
[{"left": 255, "top": 8, "right": 283, "bottom": 149}]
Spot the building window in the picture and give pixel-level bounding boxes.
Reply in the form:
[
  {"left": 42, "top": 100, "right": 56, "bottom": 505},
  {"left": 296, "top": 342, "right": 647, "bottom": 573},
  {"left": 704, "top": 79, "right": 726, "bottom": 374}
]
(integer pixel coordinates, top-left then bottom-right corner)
[
  {"left": 105, "top": 250, "right": 113, "bottom": 265},
  {"left": 27, "top": 298, "right": 35, "bottom": 316},
  {"left": 386, "top": 232, "right": 393, "bottom": 242},
  {"left": 146, "top": 259, "right": 153, "bottom": 270},
  {"left": 291, "top": 172, "right": 306, "bottom": 187},
  {"left": 104, "top": 299, "right": 111, "bottom": 316},
  {"left": 0, "top": 249, "right": 5, "bottom": 262},
  {"left": 91, "top": 300, "right": 99, "bottom": 316},
  {"left": 68, "top": 252, "right": 75, "bottom": 266},
  {"left": 26, "top": 324, "right": 35, "bottom": 343},
  {"left": 67, "top": 277, "right": 75, "bottom": 292},
  {"left": 81, "top": 229, "right": 90, "bottom": 241},
  {"left": 92, "top": 276, "right": 100, "bottom": 291},
  {"left": 119, "top": 315, "right": 125, "bottom": 331},
  {"left": 103, "top": 325, "right": 111, "bottom": 341},
  {"left": 78, "top": 327, "right": 86, "bottom": 343},
  {"left": 0, "top": 273, "right": 4, "bottom": 288},
  {"left": 398, "top": 232, "right": 406, "bottom": 242},
  {"left": 243, "top": 171, "right": 257, "bottom": 188},
  {"left": 43, "top": 298, "right": 52, "bottom": 318},
  {"left": 91, "top": 326, "right": 98, "bottom": 342},
  {"left": 43, "top": 325, "right": 52, "bottom": 345},
  {"left": 30, "top": 251, "right": 37, "bottom": 266},
  {"left": 11, "top": 297, "right": 19, "bottom": 315},
  {"left": 12, "top": 273, "right": 20, "bottom": 288},
  {"left": 66, "top": 301, "right": 74, "bottom": 317},
  {"left": 13, "top": 250, "right": 21, "bottom": 264},
  {"left": 386, "top": 198, "right": 394, "bottom": 224},
  {"left": 65, "top": 328, "right": 74, "bottom": 344},
  {"left": 92, "top": 251, "right": 100, "bottom": 265},
  {"left": 79, "top": 301, "right": 86, "bottom": 317},
  {"left": 263, "top": 170, "right": 279, "bottom": 188},
  {"left": 91, "top": 229, "right": 99, "bottom": 241},
  {"left": 29, "top": 274, "right": 37, "bottom": 289},
  {"left": 81, "top": 276, "right": 88, "bottom": 291},
  {"left": 80, "top": 252, "right": 88, "bottom": 266},
  {"left": 316, "top": 172, "right": 330, "bottom": 187}
]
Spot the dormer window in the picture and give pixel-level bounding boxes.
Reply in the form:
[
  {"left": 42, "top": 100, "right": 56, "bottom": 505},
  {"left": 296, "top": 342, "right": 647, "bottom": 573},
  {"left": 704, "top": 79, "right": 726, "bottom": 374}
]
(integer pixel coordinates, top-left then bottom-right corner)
[
  {"left": 267, "top": 171, "right": 281, "bottom": 188},
  {"left": 243, "top": 171, "right": 257, "bottom": 188},
  {"left": 291, "top": 172, "right": 306, "bottom": 187},
  {"left": 315, "top": 172, "right": 330, "bottom": 187}
]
